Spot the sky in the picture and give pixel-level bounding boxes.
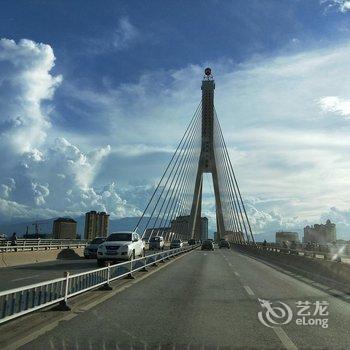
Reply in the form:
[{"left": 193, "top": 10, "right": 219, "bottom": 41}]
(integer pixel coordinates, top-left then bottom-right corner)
[{"left": 1, "top": 0, "right": 350, "bottom": 238}]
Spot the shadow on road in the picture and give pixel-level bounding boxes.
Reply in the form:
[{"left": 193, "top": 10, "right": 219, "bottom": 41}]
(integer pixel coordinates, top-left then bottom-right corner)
[
  {"left": 57, "top": 248, "right": 81, "bottom": 260},
  {"left": 14, "top": 260, "right": 96, "bottom": 271}
]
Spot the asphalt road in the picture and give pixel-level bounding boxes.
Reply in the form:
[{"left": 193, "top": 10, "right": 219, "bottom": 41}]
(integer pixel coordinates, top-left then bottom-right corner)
[
  {"left": 0, "top": 248, "right": 171, "bottom": 291},
  {"left": 8, "top": 246, "right": 349, "bottom": 349}
]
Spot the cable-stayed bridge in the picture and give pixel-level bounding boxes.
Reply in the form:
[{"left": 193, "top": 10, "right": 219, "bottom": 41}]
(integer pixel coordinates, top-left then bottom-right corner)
[
  {"left": 135, "top": 68, "right": 254, "bottom": 245},
  {"left": 1, "top": 69, "right": 350, "bottom": 350}
]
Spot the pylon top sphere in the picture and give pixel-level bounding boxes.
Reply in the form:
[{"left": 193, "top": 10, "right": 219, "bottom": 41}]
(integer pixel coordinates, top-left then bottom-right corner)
[{"left": 204, "top": 67, "right": 211, "bottom": 76}]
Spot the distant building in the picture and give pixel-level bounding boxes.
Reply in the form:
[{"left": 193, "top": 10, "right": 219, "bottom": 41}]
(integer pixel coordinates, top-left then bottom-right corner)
[
  {"left": 276, "top": 231, "right": 299, "bottom": 244},
  {"left": 170, "top": 215, "right": 208, "bottom": 241},
  {"left": 53, "top": 218, "right": 77, "bottom": 239},
  {"left": 303, "top": 219, "right": 336, "bottom": 244},
  {"left": 201, "top": 217, "right": 208, "bottom": 241},
  {"left": 84, "top": 211, "right": 110, "bottom": 240}
]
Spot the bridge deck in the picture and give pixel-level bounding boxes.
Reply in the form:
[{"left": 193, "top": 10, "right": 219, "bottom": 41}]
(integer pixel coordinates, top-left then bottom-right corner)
[{"left": 2, "top": 248, "right": 350, "bottom": 349}]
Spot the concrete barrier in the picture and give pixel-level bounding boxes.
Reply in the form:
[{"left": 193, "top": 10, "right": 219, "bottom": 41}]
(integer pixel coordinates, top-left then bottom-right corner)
[
  {"left": 234, "top": 244, "right": 350, "bottom": 293},
  {"left": 0, "top": 247, "right": 84, "bottom": 268}
]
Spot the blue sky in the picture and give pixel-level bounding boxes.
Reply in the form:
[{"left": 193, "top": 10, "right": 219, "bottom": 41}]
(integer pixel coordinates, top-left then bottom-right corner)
[{"left": 1, "top": 0, "right": 350, "bottom": 237}]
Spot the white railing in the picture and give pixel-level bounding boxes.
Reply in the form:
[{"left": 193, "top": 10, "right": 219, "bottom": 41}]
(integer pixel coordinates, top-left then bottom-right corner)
[
  {"left": 0, "top": 244, "right": 199, "bottom": 324},
  {"left": 0, "top": 239, "right": 87, "bottom": 252}
]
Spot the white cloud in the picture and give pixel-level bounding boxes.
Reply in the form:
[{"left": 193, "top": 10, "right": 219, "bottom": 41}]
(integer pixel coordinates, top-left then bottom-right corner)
[
  {"left": 318, "top": 96, "right": 350, "bottom": 117},
  {"left": 321, "top": 0, "right": 350, "bottom": 13},
  {"left": 50, "top": 137, "right": 111, "bottom": 189},
  {"left": 113, "top": 17, "right": 139, "bottom": 50},
  {"left": 0, "top": 178, "right": 16, "bottom": 199},
  {"left": 31, "top": 182, "right": 49, "bottom": 206},
  {"left": 0, "top": 38, "right": 140, "bottom": 223},
  {"left": 0, "top": 38, "right": 62, "bottom": 154}
]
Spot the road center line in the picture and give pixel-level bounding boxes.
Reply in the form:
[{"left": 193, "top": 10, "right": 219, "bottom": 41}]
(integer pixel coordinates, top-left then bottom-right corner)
[
  {"left": 272, "top": 327, "right": 298, "bottom": 350},
  {"left": 234, "top": 271, "right": 239, "bottom": 276},
  {"left": 12, "top": 274, "right": 40, "bottom": 282},
  {"left": 243, "top": 285, "right": 255, "bottom": 296}
]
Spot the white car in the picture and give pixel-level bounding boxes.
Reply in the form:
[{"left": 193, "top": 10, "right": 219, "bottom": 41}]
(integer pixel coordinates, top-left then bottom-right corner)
[{"left": 97, "top": 232, "right": 145, "bottom": 267}]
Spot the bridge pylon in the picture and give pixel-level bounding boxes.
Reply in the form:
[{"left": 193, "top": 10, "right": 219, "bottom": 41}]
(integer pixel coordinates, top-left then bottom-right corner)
[
  {"left": 136, "top": 68, "right": 254, "bottom": 245},
  {"left": 189, "top": 69, "right": 225, "bottom": 241}
]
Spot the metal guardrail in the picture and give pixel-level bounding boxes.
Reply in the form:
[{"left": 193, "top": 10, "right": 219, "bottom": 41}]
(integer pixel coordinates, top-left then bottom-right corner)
[
  {"left": 256, "top": 241, "right": 350, "bottom": 255},
  {"left": 0, "top": 239, "right": 87, "bottom": 252},
  {"left": 0, "top": 244, "right": 200, "bottom": 324},
  {"left": 235, "top": 242, "right": 349, "bottom": 262}
]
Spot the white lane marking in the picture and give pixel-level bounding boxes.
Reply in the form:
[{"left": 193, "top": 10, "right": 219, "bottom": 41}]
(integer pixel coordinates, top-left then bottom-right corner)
[
  {"left": 272, "top": 327, "right": 298, "bottom": 350},
  {"left": 234, "top": 271, "right": 240, "bottom": 277},
  {"left": 244, "top": 285, "right": 255, "bottom": 296},
  {"left": 228, "top": 262, "right": 232, "bottom": 267},
  {"left": 12, "top": 274, "right": 40, "bottom": 282}
]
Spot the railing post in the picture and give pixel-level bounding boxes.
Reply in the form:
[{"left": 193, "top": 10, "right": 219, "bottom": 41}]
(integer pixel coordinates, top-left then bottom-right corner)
[
  {"left": 142, "top": 256, "right": 148, "bottom": 272},
  {"left": 55, "top": 271, "right": 71, "bottom": 311},
  {"left": 127, "top": 258, "right": 135, "bottom": 279},
  {"left": 100, "top": 263, "right": 113, "bottom": 290}
]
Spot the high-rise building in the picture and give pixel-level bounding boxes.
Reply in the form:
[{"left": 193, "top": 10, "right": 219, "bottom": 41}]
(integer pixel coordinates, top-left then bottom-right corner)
[
  {"left": 201, "top": 217, "right": 208, "bottom": 241},
  {"left": 84, "top": 211, "right": 110, "bottom": 240},
  {"left": 97, "top": 212, "right": 109, "bottom": 237},
  {"left": 53, "top": 218, "right": 77, "bottom": 239},
  {"left": 170, "top": 215, "right": 208, "bottom": 241},
  {"left": 303, "top": 219, "right": 336, "bottom": 244}
]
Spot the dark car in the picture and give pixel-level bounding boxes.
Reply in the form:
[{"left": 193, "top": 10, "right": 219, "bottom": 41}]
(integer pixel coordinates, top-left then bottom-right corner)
[
  {"left": 201, "top": 240, "right": 214, "bottom": 251},
  {"left": 149, "top": 236, "right": 165, "bottom": 250},
  {"left": 170, "top": 239, "right": 183, "bottom": 249},
  {"left": 188, "top": 239, "right": 196, "bottom": 245},
  {"left": 218, "top": 239, "right": 230, "bottom": 249},
  {"left": 84, "top": 237, "right": 106, "bottom": 258}
]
